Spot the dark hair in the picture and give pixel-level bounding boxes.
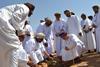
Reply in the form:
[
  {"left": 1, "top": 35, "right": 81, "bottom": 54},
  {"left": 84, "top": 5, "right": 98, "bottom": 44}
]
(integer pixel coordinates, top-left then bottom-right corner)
[
  {"left": 40, "top": 20, "right": 44, "bottom": 23},
  {"left": 24, "top": 2, "right": 35, "bottom": 11},
  {"left": 92, "top": 5, "right": 99, "bottom": 9},
  {"left": 64, "top": 10, "right": 70, "bottom": 14},
  {"left": 88, "top": 16, "right": 93, "bottom": 20},
  {"left": 59, "top": 32, "right": 67, "bottom": 38},
  {"left": 81, "top": 13, "right": 86, "bottom": 17}
]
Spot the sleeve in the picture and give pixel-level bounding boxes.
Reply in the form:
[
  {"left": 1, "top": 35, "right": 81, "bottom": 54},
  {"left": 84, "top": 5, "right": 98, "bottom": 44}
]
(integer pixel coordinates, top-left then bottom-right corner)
[
  {"left": 68, "top": 40, "right": 76, "bottom": 50},
  {"left": 92, "top": 16, "right": 96, "bottom": 25},
  {"left": 66, "top": 36, "right": 77, "bottom": 50},
  {"left": 75, "top": 16, "right": 82, "bottom": 33},
  {"left": 9, "top": 4, "right": 29, "bottom": 31},
  {"left": 73, "top": 34, "right": 84, "bottom": 48},
  {"left": 40, "top": 43, "right": 46, "bottom": 52},
  {"left": 51, "top": 23, "right": 56, "bottom": 38},
  {"left": 24, "top": 24, "right": 33, "bottom": 35},
  {"left": 63, "top": 21, "right": 68, "bottom": 33},
  {"left": 18, "top": 49, "right": 29, "bottom": 63}
]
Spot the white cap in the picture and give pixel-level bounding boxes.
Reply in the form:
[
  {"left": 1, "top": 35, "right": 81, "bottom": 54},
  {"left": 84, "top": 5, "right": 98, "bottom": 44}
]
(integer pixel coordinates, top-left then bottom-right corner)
[{"left": 35, "top": 33, "right": 45, "bottom": 38}]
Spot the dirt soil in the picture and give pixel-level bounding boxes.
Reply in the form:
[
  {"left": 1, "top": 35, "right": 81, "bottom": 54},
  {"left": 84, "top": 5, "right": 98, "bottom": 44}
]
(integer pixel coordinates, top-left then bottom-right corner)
[
  {"left": 39, "top": 52, "right": 100, "bottom": 67},
  {"left": 40, "top": 52, "right": 100, "bottom": 67},
  {"left": 71, "top": 52, "right": 100, "bottom": 67}
]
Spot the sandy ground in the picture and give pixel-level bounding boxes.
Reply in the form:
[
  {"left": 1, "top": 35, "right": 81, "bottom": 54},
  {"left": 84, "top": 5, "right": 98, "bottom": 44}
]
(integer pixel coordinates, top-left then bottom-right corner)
[
  {"left": 39, "top": 52, "right": 100, "bottom": 67},
  {"left": 71, "top": 52, "right": 100, "bottom": 67}
]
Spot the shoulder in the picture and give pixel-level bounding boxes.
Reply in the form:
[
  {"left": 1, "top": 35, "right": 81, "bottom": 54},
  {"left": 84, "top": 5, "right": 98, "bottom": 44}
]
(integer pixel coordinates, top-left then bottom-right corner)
[
  {"left": 68, "top": 34, "right": 77, "bottom": 39},
  {"left": 15, "top": 4, "right": 29, "bottom": 14}
]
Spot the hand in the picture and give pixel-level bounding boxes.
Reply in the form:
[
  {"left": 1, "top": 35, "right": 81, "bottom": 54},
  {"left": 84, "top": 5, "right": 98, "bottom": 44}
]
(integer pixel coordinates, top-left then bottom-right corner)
[
  {"left": 65, "top": 47, "right": 69, "bottom": 51},
  {"left": 27, "top": 60, "right": 33, "bottom": 67},
  {"left": 44, "top": 42, "right": 48, "bottom": 47},
  {"left": 48, "top": 56, "right": 53, "bottom": 60}
]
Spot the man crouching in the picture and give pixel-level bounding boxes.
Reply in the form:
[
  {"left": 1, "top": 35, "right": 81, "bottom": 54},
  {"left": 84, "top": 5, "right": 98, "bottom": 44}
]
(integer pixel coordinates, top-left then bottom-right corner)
[{"left": 60, "top": 32, "right": 84, "bottom": 67}]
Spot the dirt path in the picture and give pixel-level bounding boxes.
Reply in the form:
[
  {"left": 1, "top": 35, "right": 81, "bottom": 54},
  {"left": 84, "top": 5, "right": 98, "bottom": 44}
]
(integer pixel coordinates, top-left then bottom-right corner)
[
  {"left": 71, "top": 52, "right": 100, "bottom": 67},
  {"left": 39, "top": 52, "right": 100, "bottom": 67}
]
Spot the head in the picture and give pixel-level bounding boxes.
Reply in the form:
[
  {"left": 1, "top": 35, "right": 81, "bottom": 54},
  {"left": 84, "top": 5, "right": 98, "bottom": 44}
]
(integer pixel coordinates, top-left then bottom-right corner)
[
  {"left": 64, "top": 10, "right": 71, "bottom": 17},
  {"left": 81, "top": 13, "right": 86, "bottom": 20},
  {"left": 54, "top": 12, "right": 61, "bottom": 20},
  {"left": 59, "top": 32, "right": 68, "bottom": 40},
  {"left": 34, "top": 33, "right": 45, "bottom": 43},
  {"left": 45, "top": 18, "right": 52, "bottom": 27},
  {"left": 24, "top": 3, "right": 35, "bottom": 17},
  {"left": 92, "top": 5, "right": 99, "bottom": 14},
  {"left": 25, "top": 31, "right": 31, "bottom": 36},
  {"left": 18, "top": 31, "right": 25, "bottom": 42},
  {"left": 88, "top": 16, "right": 93, "bottom": 20}
]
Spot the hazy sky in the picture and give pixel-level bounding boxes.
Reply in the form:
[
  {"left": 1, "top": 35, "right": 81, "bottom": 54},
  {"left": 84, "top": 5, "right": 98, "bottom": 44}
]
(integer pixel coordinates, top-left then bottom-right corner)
[{"left": 0, "top": 0, "right": 100, "bottom": 31}]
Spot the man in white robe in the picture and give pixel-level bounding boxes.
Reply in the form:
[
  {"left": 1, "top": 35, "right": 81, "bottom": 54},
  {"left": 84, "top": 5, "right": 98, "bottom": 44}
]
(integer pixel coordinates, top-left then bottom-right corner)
[
  {"left": 64, "top": 10, "right": 82, "bottom": 37},
  {"left": 92, "top": 5, "right": 100, "bottom": 53},
  {"left": 0, "top": 3, "right": 35, "bottom": 67},
  {"left": 36, "top": 18, "right": 54, "bottom": 54},
  {"left": 17, "top": 31, "right": 31, "bottom": 67},
  {"left": 64, "top": 10, "right": 83, "bottom": 57},
  {"left": 81, "top": 13, "right": 96, "bottom": 52},
  {"left": 52, "top": 13, "right": 67, "bottom": 58},
  {"left": 23, "top": 33, "right": 51, "bottom": 67},
  {"left": 60, "top": 32, "right": 83, "bottom": 66}
]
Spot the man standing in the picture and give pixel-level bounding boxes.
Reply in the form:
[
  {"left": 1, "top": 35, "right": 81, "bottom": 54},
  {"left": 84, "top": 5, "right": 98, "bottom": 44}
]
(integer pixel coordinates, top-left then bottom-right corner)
[
  {"left": 64, "top": 10, "right": 82, "bottom": 37},
  {"left": 81, "top": 13, "right": 96, "bottom": 52},
  {"left": 36, "top": 18, "right": 54, "bottom": 54},
  {"left": 0, "top": 3, "right": 35, "bottom": 67},
  {"left": 52, "top": 12, "right": 67, "bottom": 59},
  {"left": 92, "top": 5, "right": 100, "bottom": 53}
]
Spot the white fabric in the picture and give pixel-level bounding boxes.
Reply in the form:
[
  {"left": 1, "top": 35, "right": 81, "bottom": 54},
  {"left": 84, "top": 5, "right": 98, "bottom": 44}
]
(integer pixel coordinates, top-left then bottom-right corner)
[
  {"left": 30, "top": 49, "right": 44, "bottom": 64},
  {"left": 36, "top": 22, "right": 54, "bottom": 54},
  {"left": 82, "top": 19, "right": 96, "bottom": 51},
  {"left": 93, "top": 12, "right": 100, "bottom": 52},
  {"left": 23, "top": 37, "right": 45, "bottom": 64},
  {"left": 17, "top": 45, "right": 29, "bottom": 67},
  {"left": 52, "top": 20, "right": 67, "bottom": 56},
  {"left": 23, "top": 37, "right": 35, "bottom": 54},
  {"left": 24, "top": 24, "right": 33, "bottom": 37},
  {"left": 61, "top": 34, "right": 81, "bottom": 61},
  {"left": 0, "top": 4, "right": 29, "bottom": 67},
  {"left": 66, "top": 15, "right": 82, "bottom": 36}
]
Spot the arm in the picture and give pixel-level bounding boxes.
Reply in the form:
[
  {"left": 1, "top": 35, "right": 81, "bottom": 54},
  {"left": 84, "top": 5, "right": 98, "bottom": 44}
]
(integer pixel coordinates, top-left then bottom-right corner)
[{"left": 75, "top": 16, "right": 82, "bottom": 36}]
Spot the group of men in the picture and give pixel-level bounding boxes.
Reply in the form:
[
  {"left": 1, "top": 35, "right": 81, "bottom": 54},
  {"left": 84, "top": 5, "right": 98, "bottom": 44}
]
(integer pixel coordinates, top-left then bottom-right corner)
[
  {"left": 36, "top": 5, "right": 100, "bottom": 66},
  {"left": 0, "top": 2, "right": 100, "bottom": 67}
]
